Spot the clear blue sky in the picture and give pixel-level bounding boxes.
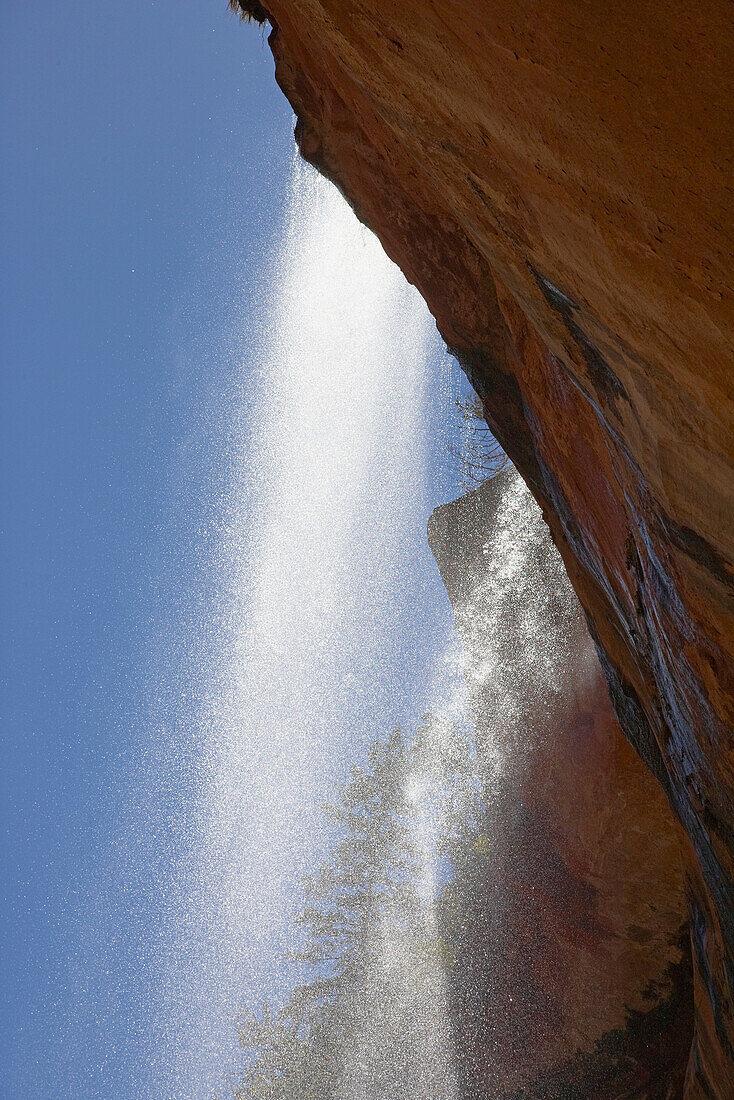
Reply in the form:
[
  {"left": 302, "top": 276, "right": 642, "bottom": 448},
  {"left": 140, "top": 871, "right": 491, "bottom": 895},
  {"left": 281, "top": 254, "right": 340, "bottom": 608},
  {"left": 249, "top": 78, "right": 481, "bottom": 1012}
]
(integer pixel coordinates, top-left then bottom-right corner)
[
  {"left": 2, "top": 4, "right": 471, "bottom": 1098},
  {"left": 1, "top": 5, "right": 293, "bottom": 1097}
]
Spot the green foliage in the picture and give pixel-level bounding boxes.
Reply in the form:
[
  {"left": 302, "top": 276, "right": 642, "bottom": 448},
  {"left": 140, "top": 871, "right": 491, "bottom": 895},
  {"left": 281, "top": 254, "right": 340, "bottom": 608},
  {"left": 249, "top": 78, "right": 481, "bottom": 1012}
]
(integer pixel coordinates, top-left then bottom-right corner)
[
  {"left": 228, "top": 1, "right": 269, "bottom": 26},
  {"left": 232, "top": 717, "right": 485, "bottom": 1099}
]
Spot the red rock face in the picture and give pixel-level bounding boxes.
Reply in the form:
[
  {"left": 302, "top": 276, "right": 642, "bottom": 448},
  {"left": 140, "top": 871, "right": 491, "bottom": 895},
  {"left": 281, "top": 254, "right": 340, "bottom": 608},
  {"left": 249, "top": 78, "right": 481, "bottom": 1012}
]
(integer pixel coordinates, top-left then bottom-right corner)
[
  {"left": 233, "top": 2, "right": 733, "bottom": 1093},
  {"left": 428, "top": 470, "right": 692, "bottom": 1096}
]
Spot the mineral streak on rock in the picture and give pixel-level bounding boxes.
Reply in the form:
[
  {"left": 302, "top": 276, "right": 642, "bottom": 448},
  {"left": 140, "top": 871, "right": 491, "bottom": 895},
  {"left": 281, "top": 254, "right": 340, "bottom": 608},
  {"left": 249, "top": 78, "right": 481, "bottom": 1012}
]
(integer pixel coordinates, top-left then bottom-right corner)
[{"left": 234, "top": 1, "right": 733, "bottom": 1093}]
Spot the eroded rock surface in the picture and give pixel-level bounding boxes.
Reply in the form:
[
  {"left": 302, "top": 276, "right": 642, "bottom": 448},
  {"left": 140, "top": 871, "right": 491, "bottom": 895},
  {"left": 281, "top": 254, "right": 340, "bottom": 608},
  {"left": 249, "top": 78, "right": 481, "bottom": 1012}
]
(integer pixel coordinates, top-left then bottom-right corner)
[{"left": 233, "top": 2, "right": 733, "bottom": 1092}]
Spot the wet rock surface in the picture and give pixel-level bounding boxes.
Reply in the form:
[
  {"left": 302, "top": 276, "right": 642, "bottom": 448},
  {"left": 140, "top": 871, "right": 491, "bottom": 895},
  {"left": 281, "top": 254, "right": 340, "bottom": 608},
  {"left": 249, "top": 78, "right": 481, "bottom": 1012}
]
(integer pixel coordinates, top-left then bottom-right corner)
[
  {"left": 429, "top": 470, "right": 691, "bottom": 1096},
  {"left": 235, "top": 2, "right": 733, "bottom": 1092}
]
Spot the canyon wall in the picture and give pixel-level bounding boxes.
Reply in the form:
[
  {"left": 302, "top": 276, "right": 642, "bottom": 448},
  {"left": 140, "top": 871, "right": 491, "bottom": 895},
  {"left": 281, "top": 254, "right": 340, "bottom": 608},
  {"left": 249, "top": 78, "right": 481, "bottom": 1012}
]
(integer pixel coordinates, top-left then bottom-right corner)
[
  {"left": 233, "top": 2, "right": 733, "bottom": 1094},
  {"left": 429, "top": 468, "right": 691, "bottom": 1097}
]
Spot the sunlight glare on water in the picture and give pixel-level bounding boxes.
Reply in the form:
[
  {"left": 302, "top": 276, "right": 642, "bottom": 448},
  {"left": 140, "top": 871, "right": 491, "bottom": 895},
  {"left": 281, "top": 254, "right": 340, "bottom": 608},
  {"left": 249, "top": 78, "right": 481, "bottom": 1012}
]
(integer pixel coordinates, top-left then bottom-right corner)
[{"left": 152, "top": 157, "right": 464, "bottom": 1100}]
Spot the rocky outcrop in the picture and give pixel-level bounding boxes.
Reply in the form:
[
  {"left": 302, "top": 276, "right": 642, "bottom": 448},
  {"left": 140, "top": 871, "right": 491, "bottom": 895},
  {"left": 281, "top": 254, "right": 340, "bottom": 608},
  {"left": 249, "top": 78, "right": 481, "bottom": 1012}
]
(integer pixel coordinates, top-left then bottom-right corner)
[
  {"left": 233, "top": 2, "right": 733, "bottom": 1093},
  {"left": 429, "top": 469, "right": 691, "bottom": 1097}
]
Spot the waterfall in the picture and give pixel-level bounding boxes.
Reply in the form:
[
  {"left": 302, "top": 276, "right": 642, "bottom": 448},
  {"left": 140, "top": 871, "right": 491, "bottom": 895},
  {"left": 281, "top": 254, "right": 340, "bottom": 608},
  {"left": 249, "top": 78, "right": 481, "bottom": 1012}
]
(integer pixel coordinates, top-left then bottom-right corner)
[{"left": 151, "top": 159, "right": 464, "bottom": 1099}]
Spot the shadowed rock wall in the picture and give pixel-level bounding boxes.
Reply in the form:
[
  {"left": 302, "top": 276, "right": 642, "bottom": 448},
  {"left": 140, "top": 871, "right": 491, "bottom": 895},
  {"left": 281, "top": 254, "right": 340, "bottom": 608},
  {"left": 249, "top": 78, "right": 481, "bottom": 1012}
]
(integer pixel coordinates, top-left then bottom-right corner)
[
  {"left": 429, "top": 469, "right": 691, "bottom": 1097},
  {"left": 233, "top": 2, "right": 733, "bottom": 1093}
]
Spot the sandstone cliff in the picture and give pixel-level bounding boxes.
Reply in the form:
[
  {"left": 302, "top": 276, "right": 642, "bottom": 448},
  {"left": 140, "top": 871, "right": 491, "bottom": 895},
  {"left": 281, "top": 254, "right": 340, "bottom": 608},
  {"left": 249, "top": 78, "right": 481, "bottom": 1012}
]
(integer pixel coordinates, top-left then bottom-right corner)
[
  {"left": 429, "top": 469, "right": 691, "bottom": 1097},
  {"left": 233, "top": 2, "right": 733, "bottom": 1094}
]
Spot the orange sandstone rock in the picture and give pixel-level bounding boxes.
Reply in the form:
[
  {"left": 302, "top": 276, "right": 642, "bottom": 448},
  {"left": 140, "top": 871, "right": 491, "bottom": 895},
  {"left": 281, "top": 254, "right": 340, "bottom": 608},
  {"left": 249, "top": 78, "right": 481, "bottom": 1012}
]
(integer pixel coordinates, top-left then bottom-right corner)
[
  {"left": 234, "top": 2, "right": 733, "bottom": 1093},
  {"left": 429, "top": 471, "right": 691, "bottom": 1096}
]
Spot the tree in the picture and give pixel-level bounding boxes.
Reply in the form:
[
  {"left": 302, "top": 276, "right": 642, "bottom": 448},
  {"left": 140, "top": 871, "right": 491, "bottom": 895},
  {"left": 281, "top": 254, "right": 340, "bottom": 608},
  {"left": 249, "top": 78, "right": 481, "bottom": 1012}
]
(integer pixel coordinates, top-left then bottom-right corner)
[
  {"left": 233, "top": 718, "right": 485, "bottom": 1099},
  {"left": 448, "top": 392, "right": 507, "bottom": 488}
]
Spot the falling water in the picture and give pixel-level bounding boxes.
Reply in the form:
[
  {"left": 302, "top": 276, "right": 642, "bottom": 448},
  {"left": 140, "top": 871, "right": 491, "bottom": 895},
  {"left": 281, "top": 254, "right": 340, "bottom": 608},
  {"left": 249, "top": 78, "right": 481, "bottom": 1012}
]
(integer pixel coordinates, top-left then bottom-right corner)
[
  {"left": 144, "top": 140, "right": 607, "bottom": 1100},
  {"left": 151, "top": 159, "right": 466, "bottom": 1099}
]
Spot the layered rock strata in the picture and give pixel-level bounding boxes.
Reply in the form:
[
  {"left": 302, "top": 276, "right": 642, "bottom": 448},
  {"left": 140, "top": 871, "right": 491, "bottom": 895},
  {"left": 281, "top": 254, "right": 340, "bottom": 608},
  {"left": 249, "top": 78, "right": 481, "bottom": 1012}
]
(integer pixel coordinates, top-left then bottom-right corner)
[{"left": 233, "top": 2, "right": 733, "bottom": 1093}]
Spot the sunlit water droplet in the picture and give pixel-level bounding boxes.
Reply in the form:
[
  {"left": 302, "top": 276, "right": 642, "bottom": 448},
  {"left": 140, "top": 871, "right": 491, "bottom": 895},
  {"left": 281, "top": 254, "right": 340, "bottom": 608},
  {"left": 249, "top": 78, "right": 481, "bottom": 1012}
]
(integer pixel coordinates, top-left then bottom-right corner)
[{"left": 150, "top": 159, "right": 465, "bottom": 1099}]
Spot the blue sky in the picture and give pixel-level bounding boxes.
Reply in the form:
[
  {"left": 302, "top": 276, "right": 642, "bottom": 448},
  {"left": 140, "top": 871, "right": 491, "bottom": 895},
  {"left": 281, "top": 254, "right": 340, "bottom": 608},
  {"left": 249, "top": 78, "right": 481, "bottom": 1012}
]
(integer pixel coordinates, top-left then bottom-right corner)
[
  {"left": 2, "top": 5, "right": 292, "bottom": 1097},
  {"left": 1, "top": 5, "right": 471, "bottom": 1098}
]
